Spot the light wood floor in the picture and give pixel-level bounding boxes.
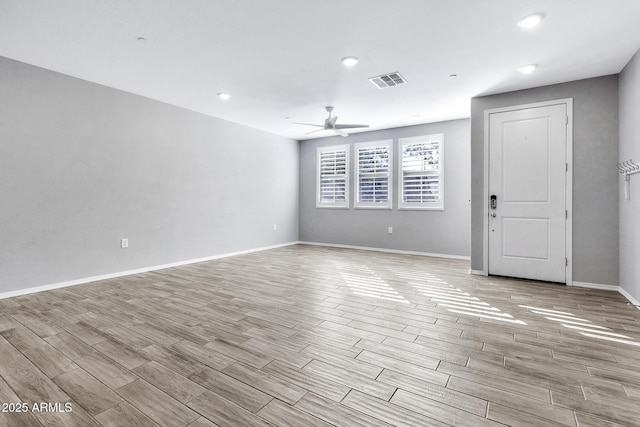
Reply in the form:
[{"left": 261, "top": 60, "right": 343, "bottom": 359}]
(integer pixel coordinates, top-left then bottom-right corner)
[{"left": 1, "top": 245, "right": 640, "bottom": 426}]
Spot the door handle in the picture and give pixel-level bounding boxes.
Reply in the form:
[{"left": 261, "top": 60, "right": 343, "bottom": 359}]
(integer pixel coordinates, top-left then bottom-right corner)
[{"left": 491, "top": 212, "right": 496, "bottom": 218}]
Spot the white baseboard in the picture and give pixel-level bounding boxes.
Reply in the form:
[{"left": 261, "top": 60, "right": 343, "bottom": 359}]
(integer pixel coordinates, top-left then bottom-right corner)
[
  {"left": 7, "top": 242, "right": 638, "bottom": 313},
  {"left": 297, "top": 241, "right": 470, "bottom": 261},
  {"left": 619, "top": 287, "right": 640, "bottom": 308},
  {"left": 0, "top": 241, "right": 298, "bottom": 301},
  {"left": 570, "top": 281, "right": 619, "bottom": 292},
  {"left": 571, "top": 281, "right": 640, "bottom": 311}
]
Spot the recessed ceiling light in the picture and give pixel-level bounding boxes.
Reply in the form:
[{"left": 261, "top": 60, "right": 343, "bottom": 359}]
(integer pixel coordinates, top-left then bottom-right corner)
[
  {"left": 341, "top": 56, "right": 359, "bottom": 67},
  {"left": 517, "top": 13, "right": 544, "bottom": 29},
  {"left": 518, "top": 64, "right": 538, "bottom": 74},
  {"left": 136, "top": 37, "right": 147, "bottom": 42},
  {"left": 449, "top": 74, "right": 458, "bottom": 78},
  {"left": 217, "top": 92, "right": 231, "bottom": 100}
]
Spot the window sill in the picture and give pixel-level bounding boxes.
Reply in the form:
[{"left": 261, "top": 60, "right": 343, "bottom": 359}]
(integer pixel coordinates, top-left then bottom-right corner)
[
  {"left": 354, "top": 206, "right": 393, "bottom": 210},
  {"left": 316, "top": 205, "right": 350, "bottom": 209},
  {"left": 398, "top": 206, "right": 444, "bottom": 211}
]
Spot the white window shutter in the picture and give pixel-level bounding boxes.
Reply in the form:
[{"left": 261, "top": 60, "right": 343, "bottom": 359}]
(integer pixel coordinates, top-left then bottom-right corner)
[
  {"left": 399, "top": 134, "right": 444, "bottom": 210},
  {"left": 355, "top": 140, "right": 392, "bottom": 209},
  {"left": 317, "top": 145, "right": 349, "bottom": 208}
]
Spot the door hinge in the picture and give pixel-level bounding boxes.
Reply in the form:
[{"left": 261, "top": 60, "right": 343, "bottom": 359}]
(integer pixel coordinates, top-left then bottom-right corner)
[
  {"left": 565, "top": 210, "right": 568, "bottom": 219},
  {"left": 566, "top": 258, "right": 569, "bottom": 267},
  {"left": 566, "top": 163, "right": 568, "bottom": 172},
  {"left": 566, "top": 115, "right": 569, "bottom": 125}
]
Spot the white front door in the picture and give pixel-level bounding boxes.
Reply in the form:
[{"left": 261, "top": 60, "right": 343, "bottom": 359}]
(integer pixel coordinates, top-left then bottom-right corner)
[{"left": 488, "top": 103, "right": 568, "bottom": 283}]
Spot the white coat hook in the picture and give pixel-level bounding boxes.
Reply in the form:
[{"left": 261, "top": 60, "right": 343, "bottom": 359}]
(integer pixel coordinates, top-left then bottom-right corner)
[{"left": 618, "top": 159, "right": 640, "bottom": 201}]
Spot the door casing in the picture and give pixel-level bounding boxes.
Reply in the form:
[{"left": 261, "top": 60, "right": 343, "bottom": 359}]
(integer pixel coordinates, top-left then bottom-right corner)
[{"left": 482, "top": 98, "right": 573, "bottom": 285}]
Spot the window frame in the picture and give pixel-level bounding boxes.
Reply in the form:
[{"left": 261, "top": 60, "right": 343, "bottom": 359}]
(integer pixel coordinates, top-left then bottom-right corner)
[
  {"left": 316, "top": 144, "right": 350, "bottom": 209},
  {"left": 354, "top": 140, "right": 393, "bottom": 209},
  {"left": 398, "top": 134, "right": 444, "bottom": 210}
]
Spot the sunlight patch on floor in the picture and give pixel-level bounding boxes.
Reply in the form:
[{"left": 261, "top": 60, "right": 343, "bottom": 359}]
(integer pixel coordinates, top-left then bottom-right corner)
[
  {"left": 519, "top": 305, "right": 640, "bottom": 347},
  {"left": 336, "top": 262, "right": 410, "bottom": 304},
  {"left": 414, "top": 283, "right": 526, "bottom": 325}
]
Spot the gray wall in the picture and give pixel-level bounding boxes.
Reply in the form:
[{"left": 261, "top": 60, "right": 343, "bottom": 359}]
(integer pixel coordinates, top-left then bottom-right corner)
[
  {"left": 619, "top": 48, "right": 640, "bottom": 302},
  {"left": 470, "top": 76, "right": 619, "bottom": 285},
  {"left": 0, "top": 56, "right": 299, "bottom": 294},
  {"left": 299, "top": 119, "right": 470, "bottom": 257}
]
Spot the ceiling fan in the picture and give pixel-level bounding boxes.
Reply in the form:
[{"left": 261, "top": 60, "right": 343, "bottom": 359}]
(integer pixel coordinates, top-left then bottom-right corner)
[{"left": 293, "top": 106, "right": 369, "bottom": 137}]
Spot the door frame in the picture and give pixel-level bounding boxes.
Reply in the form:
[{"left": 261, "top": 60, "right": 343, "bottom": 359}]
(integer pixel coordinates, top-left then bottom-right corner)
[{"left": 482, "top": 98, "right": 573, "bottom": 285}]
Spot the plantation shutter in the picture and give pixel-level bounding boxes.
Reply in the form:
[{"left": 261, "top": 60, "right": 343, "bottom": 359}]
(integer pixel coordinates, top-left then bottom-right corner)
[
  {"left": 317, "top": 145, "right": 349, "bottom": 207},
  {"left": 399, "top": 135, "right": 444, "bottom": 209},
  {"left": 355, "top": 141, "right": 392, "bottom": 208}
]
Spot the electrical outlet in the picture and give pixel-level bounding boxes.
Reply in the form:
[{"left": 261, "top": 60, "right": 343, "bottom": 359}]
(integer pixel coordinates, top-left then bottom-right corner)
[
  {"left": 121, "top": 238, "right": 129, "bottom": 248},
  {"left": 273, "top": 224, "right": 277, "bottom": 231},
  {"left": 388, "top": 227, "right": 393, "bottom": 234}
]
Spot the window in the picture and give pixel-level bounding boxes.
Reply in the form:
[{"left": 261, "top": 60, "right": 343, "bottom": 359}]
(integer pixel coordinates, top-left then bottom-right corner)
[
  {"left": 355, "top": 140, "right": 392, "bottom": 209},
  {"left": 399, "top": 134, "right": 444, "bottom": 210},
  {"left": 317, "top": 145, "right": 349, "bottom": 208}
]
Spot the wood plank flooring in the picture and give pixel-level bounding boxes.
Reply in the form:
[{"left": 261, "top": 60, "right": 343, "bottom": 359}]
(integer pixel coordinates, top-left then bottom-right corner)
[{"left": 1, "top": 244, "right": 640, "bottom": 426}]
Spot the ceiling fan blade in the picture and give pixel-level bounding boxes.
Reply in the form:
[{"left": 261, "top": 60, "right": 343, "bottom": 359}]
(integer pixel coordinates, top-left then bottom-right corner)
[
  {"left": 298, "top": 107, "right": 368, "bottom": 137},
  {"left": 292, "top": 122, "right": 325, "bottom": 128},
  {"left": 334, "top": 124, "right": 370, "bottom": 129},
  {"left": 305, "top": 129, "right": 326, "bottom": 135}
]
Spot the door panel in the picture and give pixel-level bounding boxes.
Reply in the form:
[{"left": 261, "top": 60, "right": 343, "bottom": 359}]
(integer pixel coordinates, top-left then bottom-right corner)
[
  {"left": 488, "top": 104, "right": 567, "bottom": 283},
  {"left": 502, "top": 118, "right": 550, "bottom": 202},
  {"left": 502, "top": 217, "right": 549, "bottom": 260}
]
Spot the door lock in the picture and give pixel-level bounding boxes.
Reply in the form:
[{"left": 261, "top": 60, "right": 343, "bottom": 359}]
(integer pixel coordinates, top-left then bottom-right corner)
[
  {"left": 490, "top": 195, "right": 497, "bottom": 209},
  {"left": 491, "top": 212, "right": 496, "bottom": 217}
]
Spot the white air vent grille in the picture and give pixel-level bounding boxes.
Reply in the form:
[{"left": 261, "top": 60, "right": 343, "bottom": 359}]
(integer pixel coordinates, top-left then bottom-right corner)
[{"left": 369, "top": 72, "right": 407, "bottom": 89}]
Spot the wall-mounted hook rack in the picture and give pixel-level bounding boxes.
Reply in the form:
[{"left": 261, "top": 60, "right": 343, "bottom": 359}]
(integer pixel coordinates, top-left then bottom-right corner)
[{"left": 617, "top": 159, "right": 640, "bottom": 200}]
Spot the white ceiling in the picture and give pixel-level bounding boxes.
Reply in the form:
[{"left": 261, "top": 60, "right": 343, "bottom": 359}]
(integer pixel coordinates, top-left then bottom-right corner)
[{"left": 1, "top": 0, "right": 639, "bottom": 140}]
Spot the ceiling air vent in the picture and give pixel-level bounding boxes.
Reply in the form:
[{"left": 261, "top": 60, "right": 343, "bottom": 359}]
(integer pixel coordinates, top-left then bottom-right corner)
[{"left": 369, "top": 72, "right": 407, "bottom": 89}]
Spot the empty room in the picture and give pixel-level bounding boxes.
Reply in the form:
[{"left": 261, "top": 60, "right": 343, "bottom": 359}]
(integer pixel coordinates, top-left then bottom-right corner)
[{"left": 2, "top": 1, "right": 640, "bottom": 426}]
